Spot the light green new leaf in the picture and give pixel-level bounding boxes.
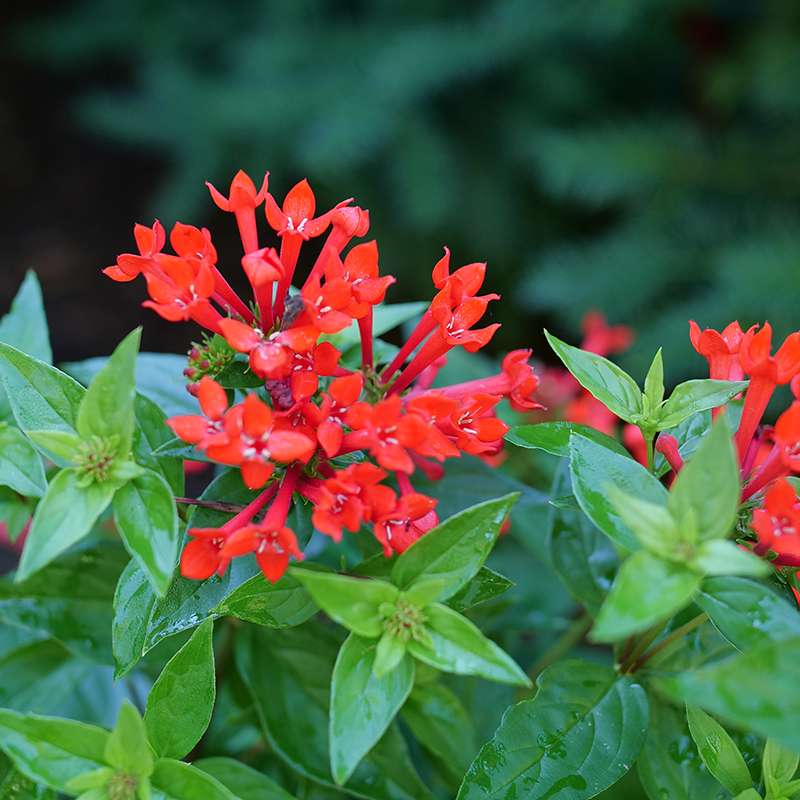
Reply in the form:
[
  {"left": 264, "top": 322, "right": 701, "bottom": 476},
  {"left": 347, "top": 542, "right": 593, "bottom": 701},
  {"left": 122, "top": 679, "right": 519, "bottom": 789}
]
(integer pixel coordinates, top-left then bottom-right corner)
[
  {"left": 764, "top": 738, "right": 800, "bottom": 797},
  {"left": 407, "top": 603, "right": 530, "bottom": 687},
  {"left": 16, "top": 468, "right": 115, "bottom": 582},
  {"left": 457, "top": 660, "right": 648, "bottom": 800},
  {"left": 569, "top": 434, "right": 668, "bottom": 552},
  {"left": 505, "top": 421, "right": 629, "bottom": 458},
  {"left": 644, "top": 348, "right": 665, "bottom": 412},
  {"left": 545, "top": 330, "right": 643, "bottom": 422},
  {"left": 113, "top": 468, "right": 179, "bottom": 597},
  {"left": 658, "top": 379, "right": 749, "bottom": 430},
  {"left": 668, "top": 418, "right": 740, "bottom": 541},
  {"left": 291, "top": 568, "right": 397, "bottom": 637},
  {"left": 0, "top": 709, "right": 107, "bottom": 792},
  {"left": 194, "top": 758, "right": 295, "bottom": 800},
  {"left": 607, "top": 485, "right": 681, "bottom": 556},
  {"left": 77, "top": 328, "right": 141, "bottom": 455},
  {"left": 151, "top": 759, "right": 236, "bottom": 800},
  {"left": 0, "top": 271, "right": 52, "bottom": 364},
  {"left": 591, "top": 550, "right": 701, "bottom": 642},
  {"left": 692, "top": 540, "right": 770, "bottom": 578},
  {"left": 105, "top": 700, "right": 153, "bottom": 777},
  {"left": 0, "top": 424, "right": 46, "bottom": 497},
  {"left": 27, "top": 430, "right": 81, "bottom": 463},
  {"left": 391, "top": 494, "right": 518, "bottom": 602},
  {"left": 686, "top": 705, "right": 753, "bottom": 795},
  {"left": 330, "top": 634, "right": 415, "bottom": 785},
  {"left": 145, "top": 619, "right": 215, "bottom": 759}
]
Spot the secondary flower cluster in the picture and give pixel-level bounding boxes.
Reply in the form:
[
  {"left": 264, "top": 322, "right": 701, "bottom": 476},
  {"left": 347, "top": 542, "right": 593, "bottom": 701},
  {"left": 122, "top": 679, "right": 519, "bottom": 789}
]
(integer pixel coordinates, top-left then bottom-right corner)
[
  {"left": 105, "top": 170, "right": 540, "bottom": 582},
  {"left": 688, "top": 322, "right": 800, "bottom": 570}
]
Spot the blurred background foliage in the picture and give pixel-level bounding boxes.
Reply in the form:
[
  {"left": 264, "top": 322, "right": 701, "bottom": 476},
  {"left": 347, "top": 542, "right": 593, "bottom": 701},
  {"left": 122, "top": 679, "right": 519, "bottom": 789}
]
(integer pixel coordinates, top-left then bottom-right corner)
[{"left": 3, "top": 0, "right": 800, "bottom": 382}]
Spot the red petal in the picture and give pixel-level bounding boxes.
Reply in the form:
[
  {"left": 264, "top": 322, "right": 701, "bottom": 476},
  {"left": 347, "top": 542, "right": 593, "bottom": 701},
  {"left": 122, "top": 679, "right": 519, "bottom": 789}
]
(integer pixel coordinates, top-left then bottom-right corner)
[
  {"left": 180, "top": 538, "right": 221, "bottom": 580},
  {"left": 257, "top": 549, "right": 290, "bottom": 583},
  {"left": 268, "top": 430, "right": 316, "bottom": 463},
  {"left": 329, "top": 373, "right": 363, "bottom": 407},
  {"left": 283, "top": 179, "right": 316, "bottom": 222},
  {"left": 241, "top": 459, "right": 274, "bottom": 489},
  {"left": 344, "top": 240, "right": 379, "bottom": 279},
  {"left": 197, "top": 377, "right": 228, "bottom": 420},
  {"left": 243, "top": 393, "right": 273, "bottom": 438}
]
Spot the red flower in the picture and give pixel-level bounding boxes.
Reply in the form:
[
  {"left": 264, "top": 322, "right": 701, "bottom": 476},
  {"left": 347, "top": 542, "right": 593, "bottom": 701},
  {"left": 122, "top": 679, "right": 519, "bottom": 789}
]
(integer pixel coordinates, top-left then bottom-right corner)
[
  {"left": 565, "top": 392, "right": 618, "bottom": 436},
  {"left": 752, "top": 478, "right": 800, "bottom": 567},
  {"left": 103, "top": 220, "right": 165, "bottom": 282},
  {"left": 222, "top": 523, "right": 303, "bottom": 583},
  {"left": 581, "top": 312, "right": 633, "bottom": 357},
  {"left": 265, "top": 179, "right": 341, "bottom": 241},
  {"left": 166, "top": 376, "right": 229, "bottom": 445},
  {"left": 338, "top": 241, "right": 396, "bottom": 316},
  {"left": 689, "top": 320, "right": 745, "bottom": 381},
  {"left": 180, "top": 527, "right": 231, "bottom": 580},
  {"left": 241, "top": 247, "right": 283, "bottom": 288},
  {"left": 304, "top": 373, "right": 364, "bottom": 458},
  {"left": 775, "top": 402, "right": 800, "bottom": 472},
  {"left": 372, "top": 492, "right": 438, "bottom": 556},
  {"left": 431, "top": 247, "right": 487, "bottom": 302}
]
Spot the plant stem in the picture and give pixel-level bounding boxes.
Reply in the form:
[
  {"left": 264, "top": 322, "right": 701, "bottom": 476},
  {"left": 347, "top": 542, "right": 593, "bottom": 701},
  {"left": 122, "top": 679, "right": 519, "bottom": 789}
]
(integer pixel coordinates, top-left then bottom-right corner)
[
  {"left": 175, "top": 496, "right": 246, "bottom": 514},
  {"left": 619, "top": 623, "right": 664, "bottom": 673},
  {"left": 630, "top": 613, "right": 708, "bottom": 672},
  {"left": 527, "top": 612, "right": 592, "bottom": 683}
]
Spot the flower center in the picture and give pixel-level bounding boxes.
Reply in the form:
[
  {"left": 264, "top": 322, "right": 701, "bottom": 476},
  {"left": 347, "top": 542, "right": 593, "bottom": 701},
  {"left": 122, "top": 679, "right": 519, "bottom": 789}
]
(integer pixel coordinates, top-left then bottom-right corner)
[{"left": 382, "top": 599, "right": 426, "bottom": 642}]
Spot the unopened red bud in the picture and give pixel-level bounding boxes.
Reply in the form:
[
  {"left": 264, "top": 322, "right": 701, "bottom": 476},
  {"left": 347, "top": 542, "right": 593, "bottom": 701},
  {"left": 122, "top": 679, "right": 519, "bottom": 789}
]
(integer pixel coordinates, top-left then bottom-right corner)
[
  {"left": 183, "top": 367, "right": 197, "bottom": 379},
  {"left": 189, "top": 347, "right": 200, "bottom": 361},
  {"left": 200, "top": 360, "right": 210, "bottom": 370},
  {"left": 186, "top": 382, "right": 199, "bottom": 397}
]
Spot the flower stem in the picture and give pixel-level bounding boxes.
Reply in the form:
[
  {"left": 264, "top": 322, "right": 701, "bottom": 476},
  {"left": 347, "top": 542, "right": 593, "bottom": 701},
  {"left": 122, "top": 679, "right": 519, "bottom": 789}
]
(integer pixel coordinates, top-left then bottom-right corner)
[{"left": 526, "top": 612, "right": 592, "bottom": 683}]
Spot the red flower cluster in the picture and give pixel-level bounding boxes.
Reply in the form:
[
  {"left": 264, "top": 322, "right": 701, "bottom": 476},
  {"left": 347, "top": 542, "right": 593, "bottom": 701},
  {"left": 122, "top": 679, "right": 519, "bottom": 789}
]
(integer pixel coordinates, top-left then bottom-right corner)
[{"left": 106, "top": 170, "right": 540, "bottom": 582}]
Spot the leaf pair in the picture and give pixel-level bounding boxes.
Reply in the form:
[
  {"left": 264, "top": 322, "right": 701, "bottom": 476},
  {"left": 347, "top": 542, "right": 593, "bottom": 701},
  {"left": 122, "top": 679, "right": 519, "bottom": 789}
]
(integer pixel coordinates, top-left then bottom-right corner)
[{"left": 291, "top": 494, "right": 528, "bottom": 785}]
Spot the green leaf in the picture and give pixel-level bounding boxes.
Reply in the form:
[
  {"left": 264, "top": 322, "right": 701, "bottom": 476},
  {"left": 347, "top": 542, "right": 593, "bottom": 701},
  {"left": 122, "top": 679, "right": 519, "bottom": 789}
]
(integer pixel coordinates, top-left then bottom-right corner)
[
  {"left": 145, "top": 618, "right": 215, "bottom": 759},
  {"left": 607, "top": 485, "right": 682, "bottom": 556},
  {"left": 16, "top": 468, "right": 115, "bottom": 582},
  {"left": 0, "top": 542, "right": 126, "bottom": 664},
  {"left": 447, "top": 566, "right": 514, "bottom": 614},
  {"left": 654, "top": 636, "right": 800, "bottom": 751},
  {"left": 505, "top": 421, "right": 629, "bottom": 458},
  {"left": 686, "top": 705, "right": 753, "bottom": 794},
  {"left": 105, "top": 700, "right": 153, "bottom": 776},
  {"left": 457, "top": 659, "right": 648, "bottom": 800},
  {"left": 113, "top": 469, "right": 179, "bottom": 597},
  {"left": 0, "top": 343, "right": 85, "bottom": 440},
  {"left": 696, "top": 577, "right": 800, "bottom": 651},
  {"left": 569, "top": 434, "right": 668, "bottom": 552},
  {"left": 668, "top": 417, "right": 739, "bottom": 541},
  {"left": 0, "top": 424, "right": 46, "bottom": 497},
  {"left": 644, "top": 348, "right": 665, "bottom": 412},
  {"left": 692, "top": 540, "right": 771, "bottom": 578},
  {"left": 546, "top": 465, "right": 618, "bottom": 615},
  {"left": 150, "top": 759, "right": 236, "bottom": 800},
  {"left": 133, "top": 394, "right": 184, "bottom": 496},
  {"left": 330, "top": 634, "right": 415, "bottom": 785},
  {"left": 658, "top": 379, "right": 749, "bottom": 430},
  {"left": 764, "top": 738, "right": 799, "bottom": 796},
  {"left": 373, "top": 632, "right": 407, "bottom": 677},
  {"left": 77, "top": 329, "right": 141, "bottom": 454},
  {"left": 401, "top": 682, "right": 476, "bottom": 783},
  {"left": 112, "top": 561, "right": 157, "bottom": 679},
  {"left": 391, "top": 494, "right": 518, "bottom": 602},
  {"left": 0, "top": 758, "right": 57, "bottom": 799},
  {"left": 637, "top": 696, "right": 728, "bottom": 800},
  {"left": 0, "top": 487, "right": 32, "bottom": 542},
  {"left": 236, "top": 623, "right": 433, "bottom": 799},
  {"left": 0, "top": 709, "right": 107, "bottom": 792},
  {"left": 407, "top": 603, "right": 530, "bottom": 686},
  {"left": 193, "top": 758, "right": 295, "bottom": 800},
  {"left": 733, "top": 791, "right": 764, "bottom": 800},
  {"left": 291, "top": 569, "right": 397, "bottom": 637},
  {"left": 591, "top": 550, "right": 701, "bottom": 642},
  {"left": 0, "top": 272, "right": 52, "bottom": 364},
  {"left": 545, "top": 329, "right": 643, "bottom": 422},
  {"left": 26, "top": 430, "right": 81, "bottom": 463}
]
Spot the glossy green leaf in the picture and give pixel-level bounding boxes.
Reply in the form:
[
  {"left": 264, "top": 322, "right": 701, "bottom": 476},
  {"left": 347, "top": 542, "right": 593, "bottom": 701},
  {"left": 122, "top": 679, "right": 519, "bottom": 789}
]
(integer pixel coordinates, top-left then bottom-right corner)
[
  {"left": 655, "top": 636, "right": 800, "bottom": 751},
  {"left": 637, "top": 697, "right": 729, "bottom": 800},
  {"left": 668, "top": 417, "right": 739, "bottom": 541},
  {"left": 0, "top": 709, "right": 108, "bottom": 792},
  {"left": 76, "top": 328, "right": 141, "bottom": 454},
  {"left": 193, "top": 758, "right": 295, "bottom": 800},
  {"left": 545, "top": 329, "right": 643, "bottom": 422},
  {"left": 607, "top": 485, "right": 681, "bottom": 555},
  {"left": 112, "top": 561, "right": 157, "bottom": 678},
  {"left": 291, "top": 569, "right": 397, "bottom": 637},
  {"left": 0, "top": 487, "right": 32, "bottom": 543},
  {"left": 763, "top": 738, "right": 799, "bottom": 797},
  {"left": 546, "top": 464, "right": 618, "bottom": 615},
  {"left": 0, "top": 272, "right": 52, "bottom": 364},
  {"left": 0, "top": 343, "right": 84, "bottom": 440},
  {"left": 213, "top": 571, "right": 317, "bottom": 628},
  {"left": 16, "top": 468, "right": 115, "bottom": 582},
  {"left": 569, "top": 433, "right": 668, "bottom": 552},
  {"left": 391, "top": 494, "right": 518, "bottom": 602},
  {"left": 696, "top": 577, "right": 800, "bottom": 652},
  {"left": 0, "top": 758, "right": 56, "bottom": 800},
  {"left": 0, "top": 542, "right": 125, "bottom": 664},
  {"left": 692, "top": 540, "right": 770, "bottom": 578},
  {"left": 732, "top": 791, "right": 763, "bottom": 800},
  {"left": 402, "top": 682, "right": 476, "bottom": 783},
  {"left": 505, "top": 421, "right": 629, "bottom": 458},
  {"left": 658, "top": 379, "right": 749, "bottom": 431},
  {"left": 686, "top": 705, "right": 753, "bottom": 794},
  {"left": 330, "top": 634, "right": 415, "bottom": 785},
  {"left": 407, "top": 603, "right": 530, "bottom": 686},
  {"left": 105, "top": 700, "right": 153, "bottom": 776},
  {"left": 133, "top": 393, "right": 184, "bottom": 496},
  {"left": 145, "top": 618, "right": 215, "bottom": 759},
  {"left": 457, "top": 659, "right": 648, "bottom": 800},
  {"left": 113, "top": 468, "right": 179, "bottom": 597},
  {"left": 447, "top": 566, "right": 514, "bottom": 614},
  {"left": 151, "top": 759, "right": 236, "bottom": 800},
  {"left": 0, "top": 424, "right": 46, "bottom": 497},
  {"left": 591, "top": 550, "right": 701, "bottom": 642},
  {"left": 644, "top": 348, "right": 665, "bottom": 411},
  {"left": 235, "top": 623, "right": 433, "bottom": 799}
]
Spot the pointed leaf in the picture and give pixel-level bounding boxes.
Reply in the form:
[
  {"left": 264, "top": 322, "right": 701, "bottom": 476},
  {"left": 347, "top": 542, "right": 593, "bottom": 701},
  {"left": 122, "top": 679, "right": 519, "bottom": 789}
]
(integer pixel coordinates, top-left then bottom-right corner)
[
  {"left": 0, "top": 272, "right": 51, "bottom": 364},
  {"left": 763, "top": 738, "right": 799, "bottom": 793},
  {"left": 658, "top": 380, "right": 749, "bottom": 430},
  {"left": 0, "top": 424, "right": 46, "bottom": 497},
  {"left": 457, "top": 659, "right": 648, "bottom": 800},
  {"left": 105, "top": 700, "right": 153, "bottom": 776},
  {"left": 391, "top": 494, "right": 518, "bottom": 601},
  {"left": 193, "top": 758, "right": 295, "bottom": 800},
  {"left": 150, "top": 759, "right": 236, "bottom": 800},
  {"left": 644, "top": 348, "right": 665, "bottom": 411},
  {"left": 506, "top": 421, "right": 629, "bottom": 458},
  {"left": 692, "top": 540, "right": 770, "bottom": 578},
  {"left": 113, "top": 561, "right": 157, "bottom": 679},
  {"left": 330, "top": 634, "right": 414, "bottom": 785},
  {"left": 145, "top": 619, "right": 215, "bottom": 759}
]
